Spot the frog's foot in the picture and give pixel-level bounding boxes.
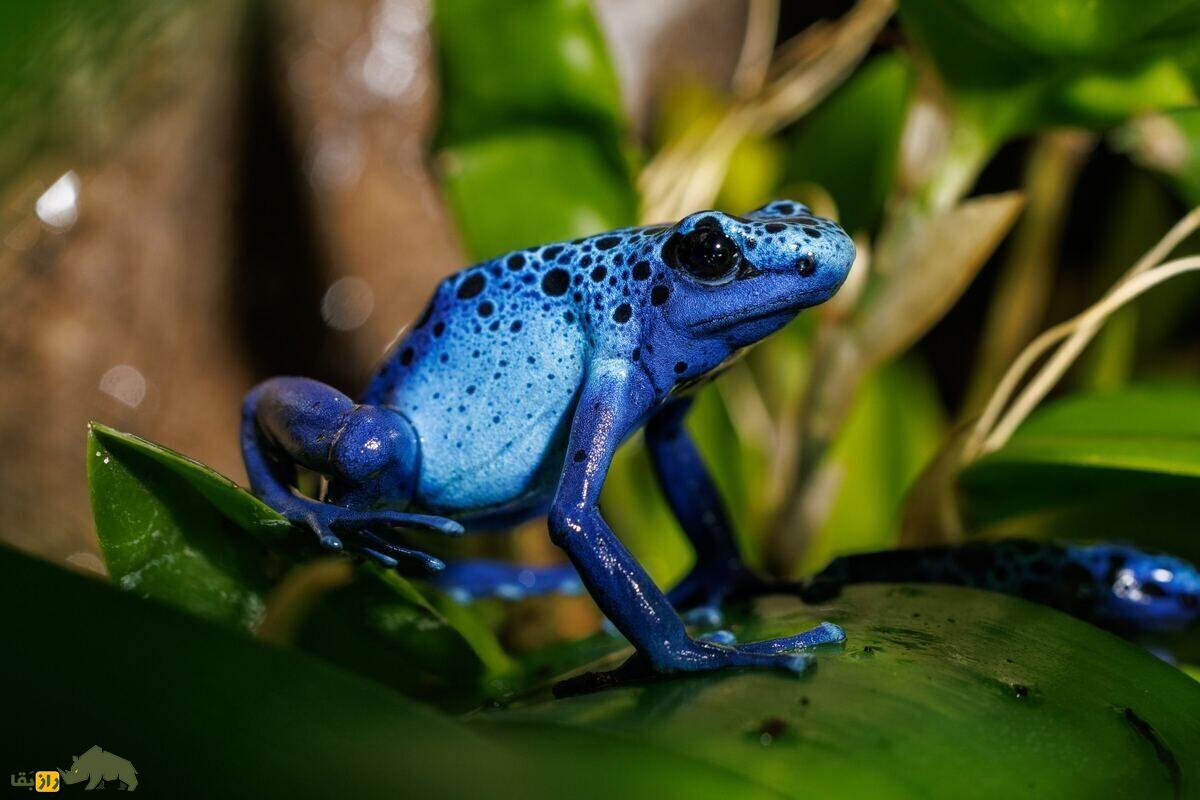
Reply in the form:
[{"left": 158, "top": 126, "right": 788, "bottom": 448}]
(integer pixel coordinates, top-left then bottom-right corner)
[
  {"left": 285, "top": 502, "right": 463, "bottom": 573},
  {"left": 647, "top": 622, "right": 844, "bottom": 675},
  {"left": 556, "top": 633, "right": 830, "bottom": 696},
  {"left": 429, "top": 560, "right": 584, "bottom": 603}
]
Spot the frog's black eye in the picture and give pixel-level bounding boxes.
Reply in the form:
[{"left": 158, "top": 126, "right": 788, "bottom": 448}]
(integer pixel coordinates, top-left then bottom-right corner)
[
  {"left": 670, "top": 226, "right": 741, "bottom": 282},
  {"left": 796, "top": 253, "right": 816, "bottom": 276}
]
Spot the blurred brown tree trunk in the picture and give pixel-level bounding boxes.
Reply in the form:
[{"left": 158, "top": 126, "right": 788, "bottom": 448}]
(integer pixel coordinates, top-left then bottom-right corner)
[{"left": 0, "top": 0, "right": 460, "bottom": 566}]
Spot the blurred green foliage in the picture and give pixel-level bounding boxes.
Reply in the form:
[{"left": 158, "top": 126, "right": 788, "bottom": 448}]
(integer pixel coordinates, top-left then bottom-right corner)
[
  {"left": 900, "top": 0, "right": 1200, "bottom": 138},
  {"left": 0, "top": 0, "right": 220, "bottom": 187},
  {"left": 433, "top": 0, "right": 636, "bottom": 260},
  {"left": 438, "top": 130, "right": 636, "bottom": 259},
  {"left": 784, "top": 53, "right": 914, "bottom": 233}
]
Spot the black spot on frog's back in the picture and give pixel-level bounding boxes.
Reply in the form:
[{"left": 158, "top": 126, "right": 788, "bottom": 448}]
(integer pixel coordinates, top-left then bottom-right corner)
[
  {"left": 542, "top": 268, "right": 569, "bottom": 296},
  {"left": 457, "top": 273, "right": 485, "bottom": 299}
]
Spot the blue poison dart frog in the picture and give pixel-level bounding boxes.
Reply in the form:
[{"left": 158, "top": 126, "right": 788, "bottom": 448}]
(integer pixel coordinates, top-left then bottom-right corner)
[
  {"left": 801, "top": 540, "right": 1200, "bottom": 636},
  {"left": 242, "top": 201, "right": 856, "bottom": 675}
]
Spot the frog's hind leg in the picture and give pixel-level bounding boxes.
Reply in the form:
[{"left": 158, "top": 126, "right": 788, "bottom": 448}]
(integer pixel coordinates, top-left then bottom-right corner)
[
  {"left": 241, "top": 377, "right": 463, "bottom": 572},
  {"left": 646, "top": 399, "right": 767, "bottom": 626},
  {"left": 429, "top": 560, "right": 583, "bottom": 603}
]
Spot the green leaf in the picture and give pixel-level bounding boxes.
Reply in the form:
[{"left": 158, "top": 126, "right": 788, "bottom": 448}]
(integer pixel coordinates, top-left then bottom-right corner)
[
  {"left": 488, "top": 584, "right": 1200, "bottom": 798},
  {"left": 438, "top": 128, "right": 637, "bottom": 261},
  {"left": 899, "top": 0, "right": 1200, "bottom": 136},
  {"left": 1, "top": 545, "right": 766, "bottom": 800},
  {"left": 784, "top": 53, "right": 914, "bottom": 233},
  {"left": 87, "top": 423, "right": 511, "bottom": 702},
  {"left": 433, "top": 0, "right": 624, "bottom": 149},
  {"left": 959, "top": 386, "right": 1200, "bottom": 560},
  {"left": 88, "top": 423, "right": 279, "bottom": 628},
  {"left": 914, "top": 1, "right": 1200, "bottom": 60}
]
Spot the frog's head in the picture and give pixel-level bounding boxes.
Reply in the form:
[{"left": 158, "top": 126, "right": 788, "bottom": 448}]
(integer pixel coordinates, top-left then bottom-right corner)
[
  {"left": 1078, "top": 544, "right": 1200, "bottom": 632},
  {"left": 650, "top": 201, "right": 854, "bottom": 349}
]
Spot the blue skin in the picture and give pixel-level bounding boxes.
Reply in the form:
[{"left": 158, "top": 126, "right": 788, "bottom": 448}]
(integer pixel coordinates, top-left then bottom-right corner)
[
  {"left": 242, "top": 201, "right": 855, "bottom": 675},
  {"left": 802, "top": 540, "right": 1200, "bottom": 636}
]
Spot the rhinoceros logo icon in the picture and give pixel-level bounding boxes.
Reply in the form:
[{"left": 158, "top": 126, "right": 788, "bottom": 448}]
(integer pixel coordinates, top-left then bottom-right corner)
[{"left": 58, "top": 746, "right": 137, "bottom": 791}]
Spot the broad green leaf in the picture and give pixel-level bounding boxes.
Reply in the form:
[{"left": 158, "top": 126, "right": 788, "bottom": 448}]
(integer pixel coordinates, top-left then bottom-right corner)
[
  {"left": 87, "top": 424, "right": 510, "bottom": 702},
  {"left": 1, "top": 546, "right": 765, "bottom": 800},
  {"left": 917, "top": 1, "right": 1200, "bottom": 60},
  {"left": 959, "top": 386, "right": 1200, "bottom": 560},
  {"left": 433, "top": 0, "right": 624, "bottom": 149},
  {"left": 785, "top": 53, "right": 914, "bottom": 233},
  {"left": 88, "top": 423, "right": 278, "bottom": 628},
  {"left": 489, "top": 584, "right": 1200, "bottom": 799},
  {"left": 438, "top": 129, "right": 637, "bottom": 261},
  {"left": 899, "top": 0, "right": 1200, "bottom": 137},
  {"left": 967, "top": 386, "right": 1200, "bottom": 480}
]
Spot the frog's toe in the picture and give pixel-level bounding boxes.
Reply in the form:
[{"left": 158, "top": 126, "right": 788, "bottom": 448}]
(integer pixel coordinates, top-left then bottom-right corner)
[
  {"left": 352, "top": 529, "right": 446, "bottom": 573},
  {"left": 338, "top": 510, "right": 465, "bottom": 538},
  {"left": 734, "top": 622, "right": 845, "bottom": 654},
  {"left": 287, "top": 508, "right": 345, "bottom": 551},
  {"left": 359, "top": 546, "right": 399, "bottom": 569}
]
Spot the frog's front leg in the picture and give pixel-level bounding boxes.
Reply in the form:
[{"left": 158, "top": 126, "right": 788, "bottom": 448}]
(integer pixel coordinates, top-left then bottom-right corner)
[
  {"left": 549, "top": 362, "right": 843, "bottom": 675},
  {"left": 241, "top": 377, "right": 463, "bottom": 572},
  {"left": 646, "top": 398, "right": 770, "bottom": 625}
]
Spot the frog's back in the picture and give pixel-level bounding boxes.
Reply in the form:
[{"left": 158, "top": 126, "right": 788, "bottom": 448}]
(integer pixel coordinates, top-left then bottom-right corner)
[{"left": 363, "top": 248, "right": 592, "bottom": 515}]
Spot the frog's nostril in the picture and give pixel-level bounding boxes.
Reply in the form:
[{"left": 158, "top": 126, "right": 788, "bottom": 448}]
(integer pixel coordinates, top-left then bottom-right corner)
[{"left": 795, "top": 254, "right": 816, "bottom": 276}]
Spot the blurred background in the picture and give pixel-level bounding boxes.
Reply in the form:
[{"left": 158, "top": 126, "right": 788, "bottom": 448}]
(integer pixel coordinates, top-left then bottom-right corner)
[{"left": 3, "top": 0, "right": 1200, "bottom": 651}]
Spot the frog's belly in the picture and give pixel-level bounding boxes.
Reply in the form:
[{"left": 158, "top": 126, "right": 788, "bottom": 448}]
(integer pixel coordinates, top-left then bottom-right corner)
[
  {"left": 386, "top": 323, "right": 587, "bottom": 515},
  {"left": 409, "top": 390, "right": 577, "bottom": 515}
]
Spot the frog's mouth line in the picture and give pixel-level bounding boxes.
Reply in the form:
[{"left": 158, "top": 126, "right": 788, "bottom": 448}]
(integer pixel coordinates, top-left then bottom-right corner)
[{"left": 692, "top": 290, "right": 826, "bottom": 333}]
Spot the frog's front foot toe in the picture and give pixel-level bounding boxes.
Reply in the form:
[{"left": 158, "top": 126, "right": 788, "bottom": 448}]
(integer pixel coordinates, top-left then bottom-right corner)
[
  {"left": 286, "top": 504, "right": 458, "bottom": 573},
  {"left": 347, "top": 529, "right": 446, "bottom": 573},
  {"left": 288, "top": 509, "right": 345, "bottom": 552},
  {"left": 332, "top": 509, "right": 465, "bottom": 538}
]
